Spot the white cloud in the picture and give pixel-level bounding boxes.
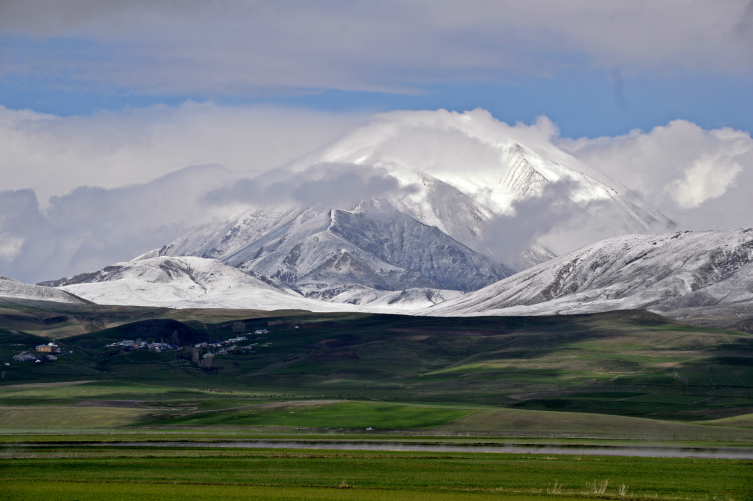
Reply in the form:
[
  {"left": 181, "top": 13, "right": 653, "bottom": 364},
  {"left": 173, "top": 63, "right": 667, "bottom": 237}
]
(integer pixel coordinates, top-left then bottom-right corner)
[
  {"left": 559, "top": 120, "right": 753, "bottom": 229},
  {"left": 0, "top": 102, "right": 367, "bottom": 203},
  {"left": 0, "top": 165, "right": 248, "bottom": 284},
  {"left": 1, "top": 1, "right": 751, "bottom": 94},
  {"left": 0, "top": 235, "right": 24, "bottom": 262},
  {"left": 668, "top": 156, "right": 743, "bottom": 209}
]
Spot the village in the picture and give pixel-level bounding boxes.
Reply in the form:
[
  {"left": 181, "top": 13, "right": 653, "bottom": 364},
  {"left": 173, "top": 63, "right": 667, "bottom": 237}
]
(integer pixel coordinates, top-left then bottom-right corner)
[
  {"left": 7, "top": 328, "right": 273, "bottom": 366},
  {"left": 105, "top": 339, "right": 180, "bottom": 352},
  {"left": 11, "top": 340, "right": 67, "bottom": 364}
]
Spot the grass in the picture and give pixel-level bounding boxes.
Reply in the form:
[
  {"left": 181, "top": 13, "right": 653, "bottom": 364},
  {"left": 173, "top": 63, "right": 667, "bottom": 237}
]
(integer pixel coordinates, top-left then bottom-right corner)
[
  {"left": 1, "top": 482, "right": 587, "bottom": 501},
  {"left": 0, "top": 406, "right": 148, "bottom": 427},
  {"left": 0, "top": 378, "right": 750, "bottom": 440},
  {"left": 0, "top": 448, "right": 750, "bottom": 500},
  {"left": 436, "top": 407, "right": 753, "bottom": 441},
  {"left": 142, "top": 401, "right": 475, "bottom": 429},
  {"left": 705, "top": 413, "right": 753, "bottom": 428},
  {"left": 3, "top": 303, "right": 751, "bottom": 501},
  {"left": 0, "top": 381, "right": 203, "bottom": 399}
]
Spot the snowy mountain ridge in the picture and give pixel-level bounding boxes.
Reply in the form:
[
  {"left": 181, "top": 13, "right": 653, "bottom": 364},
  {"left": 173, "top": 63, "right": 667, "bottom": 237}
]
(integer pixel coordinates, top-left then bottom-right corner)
[
  {"left": 50, "top": 256, "right": 351, "bottom": 311},
  {"left": 31, "top": 109, "right": 694, "bottom": 314},
  {"left": 44, "top": 256, "right": 461, "bottom": 313},
  {"left": 427, "top": 228, "right": 753, "bottom": 317},
  {"left": 24, "top": 227, "right": 753, "bottom": 328},
  {"left": 305, "top": 109, "right": 672, "bottom": 231}
]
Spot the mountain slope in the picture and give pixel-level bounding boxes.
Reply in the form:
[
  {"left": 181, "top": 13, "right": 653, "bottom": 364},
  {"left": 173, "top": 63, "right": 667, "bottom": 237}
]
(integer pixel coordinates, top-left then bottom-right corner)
[
  {"left": 154, "top": 202, "right": 513, "bottom": 299},
  {"left": 0, "top": 275, "right": 91, "bottom": 304},
  {"left": 152, "top": 169, "right": 538, "bottom": 266},
  {"left": 429, "top": 228, "right": 753, "bottom": 316},
  {"left": 44, "top": 256, "right": 462, "bottom": 313},
  {"left": 47, "top": 256, "right": 355, "bottom": 311},
  {"left": 150, "top": 110, "right": 675, "bottom": 303}
]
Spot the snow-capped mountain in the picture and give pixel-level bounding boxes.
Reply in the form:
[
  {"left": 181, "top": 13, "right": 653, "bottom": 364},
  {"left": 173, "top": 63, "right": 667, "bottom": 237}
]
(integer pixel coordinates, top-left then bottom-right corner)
[
  {"left": 297, "top": 109, "right": 673, "bottom": 234},
  {"left": 0, "top": 275, "right": 90, "bottom": 304},
  {"left": 36, "top": 109, "right": 682, "bottom": 311},
  {"left": 151, "top": 201, "right": 513, "bottom": 299},
  {"left": 327, "top": 286, "right": 465, "bottom": 310},
  {"left": 428, "top": 228, "right": 753, "bottom": 317},
  {"left": 139, "top": 109, "right": 673, "bottom": 302}
]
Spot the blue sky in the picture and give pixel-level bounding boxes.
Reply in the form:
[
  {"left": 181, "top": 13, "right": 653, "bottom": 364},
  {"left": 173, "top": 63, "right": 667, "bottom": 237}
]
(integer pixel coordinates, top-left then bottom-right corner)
[
  {"left": 1, "top": 50, "right": 752, "bottom": 140},
  {"left": 2, "top": 1, "right": 752, "bottom": 138}
]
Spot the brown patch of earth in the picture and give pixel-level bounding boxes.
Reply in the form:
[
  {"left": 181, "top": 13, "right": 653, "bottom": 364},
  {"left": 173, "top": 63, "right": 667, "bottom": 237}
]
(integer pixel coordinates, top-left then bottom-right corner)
[
  {"left": 507, "top": 390, "right": 576, "bottom": 401},
  {"left": 671, "top": 407, "right": 753, "bottom": 419},
  {"left": 252, "top": 399, "right": 338, "bottom": 411}
]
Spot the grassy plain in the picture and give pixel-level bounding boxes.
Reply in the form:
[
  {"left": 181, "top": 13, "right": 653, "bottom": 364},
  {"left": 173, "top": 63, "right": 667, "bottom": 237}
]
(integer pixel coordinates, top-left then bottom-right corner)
[
  {"left": 142, "top": 400, "right": 474, "bottom": 429},
  {"left": 1, "top": 447, "right": 751, "bottom": 501}
]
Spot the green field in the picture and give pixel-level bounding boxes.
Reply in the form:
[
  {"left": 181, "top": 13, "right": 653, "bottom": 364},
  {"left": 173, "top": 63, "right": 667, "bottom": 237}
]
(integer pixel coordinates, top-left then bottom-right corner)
[
  {"left": 1, "top": 447, "right": 751, "bottom": 501},
  {"left": 140, "top": 400, "right": 474, "bottom": 428}
]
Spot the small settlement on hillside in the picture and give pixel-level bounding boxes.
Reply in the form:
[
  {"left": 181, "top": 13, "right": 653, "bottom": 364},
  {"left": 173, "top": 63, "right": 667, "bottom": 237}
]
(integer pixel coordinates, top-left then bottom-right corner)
[
  {"left": 12, "top": 342, "right": 64, "bottom": 363},
  {"left": 8, "top": 328, "right": 272, "bottom": 365},
  {"left": 194, "top": 337, "right": 258, "bottom": 355},
  {"left": 105, "top": 340, "right": 179, "bottom": 353}
]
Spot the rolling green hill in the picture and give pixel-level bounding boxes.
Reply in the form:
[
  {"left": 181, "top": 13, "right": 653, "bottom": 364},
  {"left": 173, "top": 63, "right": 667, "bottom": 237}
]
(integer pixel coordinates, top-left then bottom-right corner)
[{"left": 1, "top": 301, "right": 752, "bottom": 434}]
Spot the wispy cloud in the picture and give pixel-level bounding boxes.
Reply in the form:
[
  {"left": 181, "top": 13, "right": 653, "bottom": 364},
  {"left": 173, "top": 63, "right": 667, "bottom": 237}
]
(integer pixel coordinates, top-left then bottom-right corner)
[
  {"left": 0, "top": 102, "right": 367, "bottom": 202},
  {"left": 202, "top": 163, "right": 418, "bottom": 209},
  {"left": 0, "top": 165, "right": 244, "bottom": 284}
]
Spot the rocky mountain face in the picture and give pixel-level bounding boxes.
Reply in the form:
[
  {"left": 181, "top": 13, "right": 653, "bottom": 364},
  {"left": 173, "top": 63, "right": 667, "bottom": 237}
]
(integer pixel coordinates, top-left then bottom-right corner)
[
  {"left": 428, "top": 228, "right": 753, "bottom": 319},
  {"left": 33, "top": 226, "right": 753, "bottom": 328},
  {"left": 151, "top": 200, "right": 513, "bottom": 299}
]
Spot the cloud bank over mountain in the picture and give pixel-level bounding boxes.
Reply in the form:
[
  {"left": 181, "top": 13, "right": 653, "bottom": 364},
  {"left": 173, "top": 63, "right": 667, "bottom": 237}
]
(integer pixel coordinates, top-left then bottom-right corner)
[
  {"left": 0, "top": 103, "right": 367, "bottom": 203},
  {"left": 0, "top": 108, "right": 751, "bottom": 285},
  {"left": 559, "top": 120, "right": 753, "bottom": 231}
]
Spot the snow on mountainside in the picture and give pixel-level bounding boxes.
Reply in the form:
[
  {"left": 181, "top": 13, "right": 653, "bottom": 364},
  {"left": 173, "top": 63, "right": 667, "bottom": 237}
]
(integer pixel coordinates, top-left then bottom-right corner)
[
  {"left": 153, "top": 201, "right": 513, "bottom": 300},
  {"left": 0, "top": 275, "right": 90, "bottom": 304},
  {"left": 305, "top": 109, "right": 673, "bottom": 233},
  {"left": 428, "top": 228, "right": 753, "bottom": 317},
  {"left": 327, "top": 286, "right": 465, "bottom": 310},
  {"left": 44, "top": 256, "right": 458, "bottom": 313},
  {"left": 49, "top": 256, "right": 359, "bottom": 311},
  {"left": 150, "top": 169, "right": 529, "bottom": 266},
  {"left": 143, "top": 108, "right": 683, "bottom": 303}
]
